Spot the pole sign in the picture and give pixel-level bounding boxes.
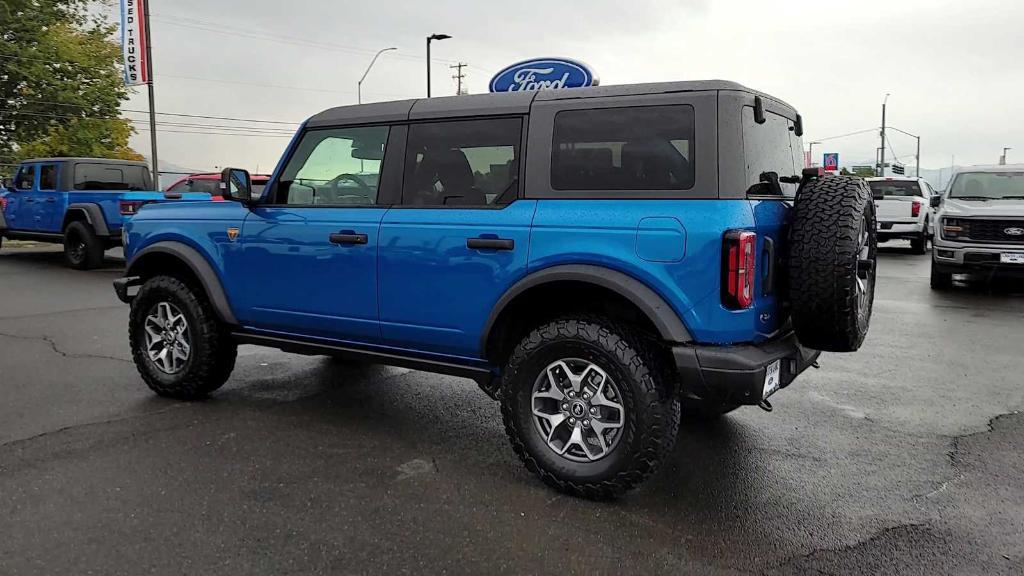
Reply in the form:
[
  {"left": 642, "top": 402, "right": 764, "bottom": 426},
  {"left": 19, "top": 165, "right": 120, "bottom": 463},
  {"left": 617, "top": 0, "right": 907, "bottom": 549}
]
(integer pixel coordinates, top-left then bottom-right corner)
[
  {"left": 120, "top": 0, "right": 150, "bottom": 86},
  {"left": 823, "top": 152, "right": 839, "bottom": 172},
  {"left": 489, "top": 58, "right": 598, "bottom": 93}
]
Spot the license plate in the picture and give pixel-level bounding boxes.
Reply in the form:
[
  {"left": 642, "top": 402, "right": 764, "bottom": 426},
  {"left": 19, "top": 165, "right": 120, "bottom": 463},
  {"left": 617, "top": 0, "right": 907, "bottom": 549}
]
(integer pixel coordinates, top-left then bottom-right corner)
[
  {"left": 1000, "top": 253, "right": 1024, "bottom": 265},
  {"left": 763, "top": 360, "right": 781, "bottom": 399}
]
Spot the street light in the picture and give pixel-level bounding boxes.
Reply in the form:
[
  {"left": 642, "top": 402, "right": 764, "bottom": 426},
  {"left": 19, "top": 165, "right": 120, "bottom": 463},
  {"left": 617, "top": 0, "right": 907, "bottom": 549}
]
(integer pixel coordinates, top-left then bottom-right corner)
[
  {"left": 808, "top": 141, "right": 822, "bottom": 167},
  {"left": 358, "top": 47, "right": 396, "bottom": 104},
  {"left": 426, "top": 33, "right": 451, "bottom": 98},
  {"left": 879, "top": 93, "right": 890, "bottom": 176},
  {"left": 888, "top": 126, "right": 921, "bottom": 177}
]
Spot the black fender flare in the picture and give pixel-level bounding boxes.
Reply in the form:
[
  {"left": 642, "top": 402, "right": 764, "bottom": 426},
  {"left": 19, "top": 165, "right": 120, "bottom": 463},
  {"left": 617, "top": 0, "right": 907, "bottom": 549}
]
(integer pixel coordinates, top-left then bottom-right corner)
[
  {"left": 480, "top": 264, "right": 692, "bottom": 353},
  {"left": 64, "top": 203, "right": 110, "bottom": 236},
  {"left": 125, "top": 241, "right": 238, "bottom": 325}
]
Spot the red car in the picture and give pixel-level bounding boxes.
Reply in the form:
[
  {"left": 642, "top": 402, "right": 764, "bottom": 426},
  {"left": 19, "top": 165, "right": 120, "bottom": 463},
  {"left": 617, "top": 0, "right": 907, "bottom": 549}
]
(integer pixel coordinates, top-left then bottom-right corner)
[{"left": 165, "top": 173, "right": 271, "bottom": 201}]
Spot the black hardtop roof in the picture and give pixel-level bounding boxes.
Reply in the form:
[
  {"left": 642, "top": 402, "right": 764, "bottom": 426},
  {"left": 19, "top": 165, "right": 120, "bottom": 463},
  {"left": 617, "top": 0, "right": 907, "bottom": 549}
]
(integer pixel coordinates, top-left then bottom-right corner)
[
  {"left": 20, "top": 157, "right": 150, "bottom": 167},
  {"left": 306, "top": 80, "right": 796, "bottom": 127}
]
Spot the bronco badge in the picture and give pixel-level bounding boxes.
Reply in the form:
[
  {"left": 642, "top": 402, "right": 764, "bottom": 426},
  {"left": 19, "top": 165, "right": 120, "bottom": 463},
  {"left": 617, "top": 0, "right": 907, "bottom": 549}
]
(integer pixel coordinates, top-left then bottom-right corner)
[{"left": 227, "top": 227, "right": 240, "bottom": 242}]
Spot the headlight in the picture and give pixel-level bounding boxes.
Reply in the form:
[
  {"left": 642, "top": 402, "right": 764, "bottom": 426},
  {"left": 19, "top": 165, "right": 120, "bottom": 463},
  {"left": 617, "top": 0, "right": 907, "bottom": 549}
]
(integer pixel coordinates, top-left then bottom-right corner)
[{"left": 942, "top": 217, "right": 969, "bottom": 240}]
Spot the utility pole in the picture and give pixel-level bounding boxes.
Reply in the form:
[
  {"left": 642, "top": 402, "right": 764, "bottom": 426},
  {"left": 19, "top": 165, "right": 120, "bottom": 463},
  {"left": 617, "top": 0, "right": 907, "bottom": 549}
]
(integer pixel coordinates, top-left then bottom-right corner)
[
  {"left": 450, "top": 62, "right": 467, "bottom": 95},
  {"left": 143, "top": 0, "right": 158, "bottom": 185},
  {"left": 878, "top": 93, "right": 890, "bottom": 177},
  {"left": 1001, "top": 147, "right": 1011, "bottom": 165}
]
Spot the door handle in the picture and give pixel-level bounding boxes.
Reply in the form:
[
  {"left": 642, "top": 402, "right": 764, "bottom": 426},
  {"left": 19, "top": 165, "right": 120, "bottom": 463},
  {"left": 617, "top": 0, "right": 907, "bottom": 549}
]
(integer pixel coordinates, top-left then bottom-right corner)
[
  {"left": 46, "top": 197, "right": 56, "bottom": 203},
  {"left": 467, "top": 237, "right": 514, "bottom": 251},
  {"left": 329, "top": 232, "right": 368, "bottom": 245},
  {"left": 24, "top": 198, "right": 35, "bottom": 203}
]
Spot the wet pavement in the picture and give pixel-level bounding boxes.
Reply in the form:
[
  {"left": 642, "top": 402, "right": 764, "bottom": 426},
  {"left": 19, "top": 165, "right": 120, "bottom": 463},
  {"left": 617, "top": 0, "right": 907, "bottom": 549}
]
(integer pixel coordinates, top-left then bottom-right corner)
[{"left": 1, "top": 244, "right": 1022, "bottom": 575}]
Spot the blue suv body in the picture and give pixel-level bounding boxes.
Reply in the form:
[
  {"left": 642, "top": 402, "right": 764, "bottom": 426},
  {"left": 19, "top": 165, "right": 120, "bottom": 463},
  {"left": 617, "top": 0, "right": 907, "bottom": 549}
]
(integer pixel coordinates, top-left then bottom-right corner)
[
  {"left": 114, "top": 81, "right": 876, "bottom": 496},
  {"left": 0, "top": 157, "right": 209, "bottom": 268}
]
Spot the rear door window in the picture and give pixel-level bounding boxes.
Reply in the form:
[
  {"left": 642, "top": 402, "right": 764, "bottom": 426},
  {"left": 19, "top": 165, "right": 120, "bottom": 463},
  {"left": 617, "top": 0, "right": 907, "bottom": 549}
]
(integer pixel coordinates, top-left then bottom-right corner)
[
  {"left": 742, "top": 107, "right": 798, "bottom": 196},
  {"left": 551, "top": 105, "right": 695, "bottom": 191},
  {"left": 38, "top": 164, "right": 58, "bottom": 191}
]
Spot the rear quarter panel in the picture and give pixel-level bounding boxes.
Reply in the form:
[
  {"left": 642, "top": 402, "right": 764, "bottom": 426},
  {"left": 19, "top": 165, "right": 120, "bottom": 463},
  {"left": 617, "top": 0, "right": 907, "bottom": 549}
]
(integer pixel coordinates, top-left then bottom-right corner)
[
  {"left": 68, "top": 190, "right": 212, "bottom": 231},
  {"left": 529, "top": 199, "right": 764, "bottom": 344}
]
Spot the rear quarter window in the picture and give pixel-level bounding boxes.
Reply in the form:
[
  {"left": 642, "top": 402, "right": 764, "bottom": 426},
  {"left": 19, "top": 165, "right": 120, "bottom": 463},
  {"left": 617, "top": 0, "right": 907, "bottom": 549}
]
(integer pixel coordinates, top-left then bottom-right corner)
[
  {"left": 74, "top": 163, "right": 150, "bottom": 191},
  {"left": 551, "top": 105, "right": 695, "bottom": 191}
]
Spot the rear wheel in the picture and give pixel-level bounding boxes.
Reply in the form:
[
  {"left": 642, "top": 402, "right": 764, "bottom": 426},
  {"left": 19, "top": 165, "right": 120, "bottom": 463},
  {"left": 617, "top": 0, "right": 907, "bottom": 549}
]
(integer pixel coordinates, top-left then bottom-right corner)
[
  {"left": 500, "top": 316, "right": 679, "bottom": 498},
  {"left": 63, "top": 221, "right": 104, "bottom": 270},
  {"left": 788, "top": 176, "right": 877, "bottom": 352},
  {"left": 129, "top": 275, "right": 237, "bottom": 399}
]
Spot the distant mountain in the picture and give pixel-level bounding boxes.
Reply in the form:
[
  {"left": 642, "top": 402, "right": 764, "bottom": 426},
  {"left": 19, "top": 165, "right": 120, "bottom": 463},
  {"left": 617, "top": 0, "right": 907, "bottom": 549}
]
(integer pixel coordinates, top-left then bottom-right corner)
[{"left": 836, "top": 159, "right": 962, "bottom": 190}]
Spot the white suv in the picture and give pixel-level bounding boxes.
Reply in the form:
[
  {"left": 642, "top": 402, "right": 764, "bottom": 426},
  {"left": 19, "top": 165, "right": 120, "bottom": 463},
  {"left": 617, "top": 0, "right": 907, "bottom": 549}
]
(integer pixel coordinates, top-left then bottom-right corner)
[
  {"left": 866, "top": 176, "right": 936, "bottom": 254},
  {"left": 931, "top": 166, "right": 1024, "bottom": 288}
]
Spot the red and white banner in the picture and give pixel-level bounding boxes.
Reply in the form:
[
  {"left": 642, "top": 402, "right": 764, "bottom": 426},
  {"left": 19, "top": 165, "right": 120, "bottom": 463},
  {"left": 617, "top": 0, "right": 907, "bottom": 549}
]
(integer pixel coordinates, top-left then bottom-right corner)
[{"left": 120, "top": 0, "right": 149, "bottom": 86}]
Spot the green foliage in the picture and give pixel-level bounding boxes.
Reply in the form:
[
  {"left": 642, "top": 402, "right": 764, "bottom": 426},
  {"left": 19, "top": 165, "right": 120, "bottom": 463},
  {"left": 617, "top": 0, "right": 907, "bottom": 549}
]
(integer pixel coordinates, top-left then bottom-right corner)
[{"left": 0, "top": 0, "right": 142, "bottom": 174}]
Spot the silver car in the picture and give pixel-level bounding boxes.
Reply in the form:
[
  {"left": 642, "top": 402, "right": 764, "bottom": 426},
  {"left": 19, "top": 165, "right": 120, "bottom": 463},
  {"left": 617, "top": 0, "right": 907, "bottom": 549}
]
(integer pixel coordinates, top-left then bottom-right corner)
[{"left": 931, "top": 165, "right": 1024, "bottom": 288}]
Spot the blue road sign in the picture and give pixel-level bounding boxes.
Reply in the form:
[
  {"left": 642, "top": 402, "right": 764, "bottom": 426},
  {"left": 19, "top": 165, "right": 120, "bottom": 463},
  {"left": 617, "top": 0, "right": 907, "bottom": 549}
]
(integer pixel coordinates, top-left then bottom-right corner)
[{"left": 823, "top": 153, "right": 839, "bottom": 171}]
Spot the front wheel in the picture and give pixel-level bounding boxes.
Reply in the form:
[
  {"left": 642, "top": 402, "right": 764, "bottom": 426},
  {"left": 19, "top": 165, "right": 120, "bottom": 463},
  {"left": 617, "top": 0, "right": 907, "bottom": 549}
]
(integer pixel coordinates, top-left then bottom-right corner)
[
  {"left": 930, "top": 260, "right": 953, "bottom": 290},
  {"left": 500, "top": 317, "right": 680, "bottom": 498},
  {"left": 129, "top": 275, "right": 237, "bottom": 399},
  {"left": 911, "top": 222, "right": 928, "bottom": 254}
]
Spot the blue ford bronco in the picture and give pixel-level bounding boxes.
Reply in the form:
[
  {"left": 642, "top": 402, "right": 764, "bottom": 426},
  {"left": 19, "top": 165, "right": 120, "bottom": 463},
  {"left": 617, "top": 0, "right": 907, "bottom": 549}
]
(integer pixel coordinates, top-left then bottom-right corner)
[
  {"left": 0, "top": 157, "right": 208, "bottom": 269},
  {"left": 114, "top": 81, "right": 877, "bottom": 497}
]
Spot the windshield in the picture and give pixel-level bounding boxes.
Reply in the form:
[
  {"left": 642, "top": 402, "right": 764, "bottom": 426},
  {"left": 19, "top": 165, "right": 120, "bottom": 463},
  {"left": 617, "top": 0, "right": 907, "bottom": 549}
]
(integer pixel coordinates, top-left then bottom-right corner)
[
  {"left": 868, "top": 180, "right": 921, "bottom": 197},
  {"left": 948, "top": 171, "right": 1024, "bottom": 199}
]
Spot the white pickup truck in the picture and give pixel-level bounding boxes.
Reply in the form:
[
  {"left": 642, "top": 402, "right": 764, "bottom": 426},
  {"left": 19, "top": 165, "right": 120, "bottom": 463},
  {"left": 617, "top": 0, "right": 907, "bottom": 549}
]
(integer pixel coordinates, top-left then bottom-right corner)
[{"left": 866, "top": 176, "right": 936, "bottom": 254}]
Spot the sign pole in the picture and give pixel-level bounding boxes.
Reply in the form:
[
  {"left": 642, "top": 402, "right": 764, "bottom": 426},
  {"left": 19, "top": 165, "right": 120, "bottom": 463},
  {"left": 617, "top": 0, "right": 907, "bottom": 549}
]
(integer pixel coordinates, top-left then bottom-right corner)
[{"left": 143, "top": 0, "right": 158, "bottom": 185}]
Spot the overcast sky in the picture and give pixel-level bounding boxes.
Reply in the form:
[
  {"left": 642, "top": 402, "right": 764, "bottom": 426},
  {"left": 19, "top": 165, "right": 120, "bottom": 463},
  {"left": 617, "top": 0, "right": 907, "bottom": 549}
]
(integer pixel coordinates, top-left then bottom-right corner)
[{"left": 122, "top": 0, "right": 1022, "bottom": 177}]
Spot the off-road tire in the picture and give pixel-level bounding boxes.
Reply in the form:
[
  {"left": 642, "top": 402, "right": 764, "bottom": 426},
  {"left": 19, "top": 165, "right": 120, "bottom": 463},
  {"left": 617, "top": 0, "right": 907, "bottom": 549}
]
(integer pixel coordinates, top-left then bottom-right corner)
[
  {"left": 930, "top": 260, "right": 953, "bottom": 290},
  {"left": 63, "top": 221, "right": 105, "bottom": 270},
  {"left": 500, "top": 316, "right": 680, "bottom": 498},
  {"left": 680, "top": 396, "right": 741, "bottom": 421},
  {"left": 788, "top": 175, "right": 877, "bottom": 352},
  {"left": 911, "top": 222, "right": 928, "bottom": 254},
  {"left": 129, "top": 275, "right": 237, "bottom": 400}
]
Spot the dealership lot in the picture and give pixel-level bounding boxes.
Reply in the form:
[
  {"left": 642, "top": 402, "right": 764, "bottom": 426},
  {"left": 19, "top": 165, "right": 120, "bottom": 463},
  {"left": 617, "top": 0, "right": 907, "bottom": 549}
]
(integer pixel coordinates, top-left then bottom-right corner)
[{"left": 1, "top": 244, "right": 1022, "bottom": 574}]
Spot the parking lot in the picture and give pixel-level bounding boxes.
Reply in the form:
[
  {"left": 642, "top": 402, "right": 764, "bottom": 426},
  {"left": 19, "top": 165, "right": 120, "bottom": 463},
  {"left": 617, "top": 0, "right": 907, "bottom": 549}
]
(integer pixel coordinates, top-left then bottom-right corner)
[{"left": 0, "top": 242, "right": 1022, "bottom": 575}]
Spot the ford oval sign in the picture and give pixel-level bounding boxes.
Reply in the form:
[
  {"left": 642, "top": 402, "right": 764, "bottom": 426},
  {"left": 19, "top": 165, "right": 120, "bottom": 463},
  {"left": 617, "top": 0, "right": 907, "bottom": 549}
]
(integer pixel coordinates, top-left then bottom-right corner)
[{"left": 489, "top": 58, "right": 598, "bottom": 93}]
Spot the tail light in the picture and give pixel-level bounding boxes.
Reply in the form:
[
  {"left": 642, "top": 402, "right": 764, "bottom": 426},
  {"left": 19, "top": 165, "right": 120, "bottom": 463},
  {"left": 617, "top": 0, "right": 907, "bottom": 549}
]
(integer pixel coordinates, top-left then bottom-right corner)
[
  {"left": 0, "top": 197, "right": 7, "bottom": 211},
  {"left": 722, "top": 230, "right": 757, "bottom": 309},
  {"left": 911, "top": 202, "right": 921, "bottom": 217},
  {"left": 119, "top": 200, "right": 145, "bottom": 215}
]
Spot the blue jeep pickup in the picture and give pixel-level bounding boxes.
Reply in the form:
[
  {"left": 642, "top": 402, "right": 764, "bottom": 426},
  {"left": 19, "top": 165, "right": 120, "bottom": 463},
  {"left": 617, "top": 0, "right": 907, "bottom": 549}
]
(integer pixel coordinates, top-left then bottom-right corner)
[
  {"left": 113, "top": 81, "right": 877, "bottom": 497},
  {"left": 0, "top": 157, "right": 209, "bottom": 269}
]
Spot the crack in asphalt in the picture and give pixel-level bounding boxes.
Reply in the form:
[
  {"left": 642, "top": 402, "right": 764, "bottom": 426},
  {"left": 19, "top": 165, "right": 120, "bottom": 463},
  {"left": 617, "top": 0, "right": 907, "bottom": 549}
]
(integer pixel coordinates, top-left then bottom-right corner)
[
  {"left": 913, "top": 410, "right": 1022, "bottom": 501},
  {"left": 0, "top": 304, "right": 126, "bottom": 321},
  {"left": 0, "top": 403, "right": 187, "bottom": 451},
  {"left": 0, "top": 331, "right": 132, "bottom": 365},
  {"left": 773, "top": 522, "right": 931, "bottom": 571}
]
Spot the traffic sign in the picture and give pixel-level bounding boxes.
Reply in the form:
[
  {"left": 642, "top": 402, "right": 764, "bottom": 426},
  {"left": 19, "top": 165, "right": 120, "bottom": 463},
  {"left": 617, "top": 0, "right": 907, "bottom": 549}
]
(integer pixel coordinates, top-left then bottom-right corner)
[{"left": 823, "top": 153, "right": 839, "bottom": 172}]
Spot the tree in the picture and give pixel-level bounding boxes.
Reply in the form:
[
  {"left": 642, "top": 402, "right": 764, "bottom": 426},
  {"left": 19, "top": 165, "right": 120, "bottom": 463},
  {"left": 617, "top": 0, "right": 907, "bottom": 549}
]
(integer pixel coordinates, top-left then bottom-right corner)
[{"left": 0, "top": 0, "right": 142, "bottom": 175}]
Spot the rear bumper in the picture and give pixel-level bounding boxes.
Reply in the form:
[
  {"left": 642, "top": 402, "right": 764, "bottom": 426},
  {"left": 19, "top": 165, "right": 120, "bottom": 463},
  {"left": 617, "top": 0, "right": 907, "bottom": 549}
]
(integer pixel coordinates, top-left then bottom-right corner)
[{"left": 672, "top": 331, "right": 820, "bottom": 405}]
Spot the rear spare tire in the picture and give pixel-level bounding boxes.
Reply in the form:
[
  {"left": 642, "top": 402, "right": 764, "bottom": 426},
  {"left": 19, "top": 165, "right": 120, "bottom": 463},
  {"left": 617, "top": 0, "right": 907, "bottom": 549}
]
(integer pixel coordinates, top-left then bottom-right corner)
[{"left": 788, "top": 175, "right": 877, "bottom": 352}]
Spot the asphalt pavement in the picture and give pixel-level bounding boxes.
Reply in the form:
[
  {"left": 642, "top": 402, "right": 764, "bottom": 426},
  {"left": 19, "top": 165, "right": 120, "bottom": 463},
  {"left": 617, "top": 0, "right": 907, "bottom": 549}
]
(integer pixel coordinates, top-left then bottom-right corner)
[{"left": 1, "top": 242, "right": 1022, "bottom": 575}]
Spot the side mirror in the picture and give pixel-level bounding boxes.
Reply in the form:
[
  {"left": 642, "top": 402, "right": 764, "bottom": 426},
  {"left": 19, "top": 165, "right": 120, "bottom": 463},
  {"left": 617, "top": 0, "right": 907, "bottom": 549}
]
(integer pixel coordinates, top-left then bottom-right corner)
[
  {"left": 930, "top": 195, "right": 942, "bottom": 208},
  {"left": 219, "top": 168, "right": 252, "bottom": 203}
]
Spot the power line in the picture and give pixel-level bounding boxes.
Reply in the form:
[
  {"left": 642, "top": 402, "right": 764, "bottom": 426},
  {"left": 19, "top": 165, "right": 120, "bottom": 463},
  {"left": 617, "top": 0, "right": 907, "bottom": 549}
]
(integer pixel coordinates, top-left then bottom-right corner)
[
  {"left": 13, "top": 99, "right": 301, "bottom": 125},
  {"left": 0, "top": 110, "right": 296, "bottom": 136},
  {"left": 812, "top": 127, "right": 880, "bottom": 142}
]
